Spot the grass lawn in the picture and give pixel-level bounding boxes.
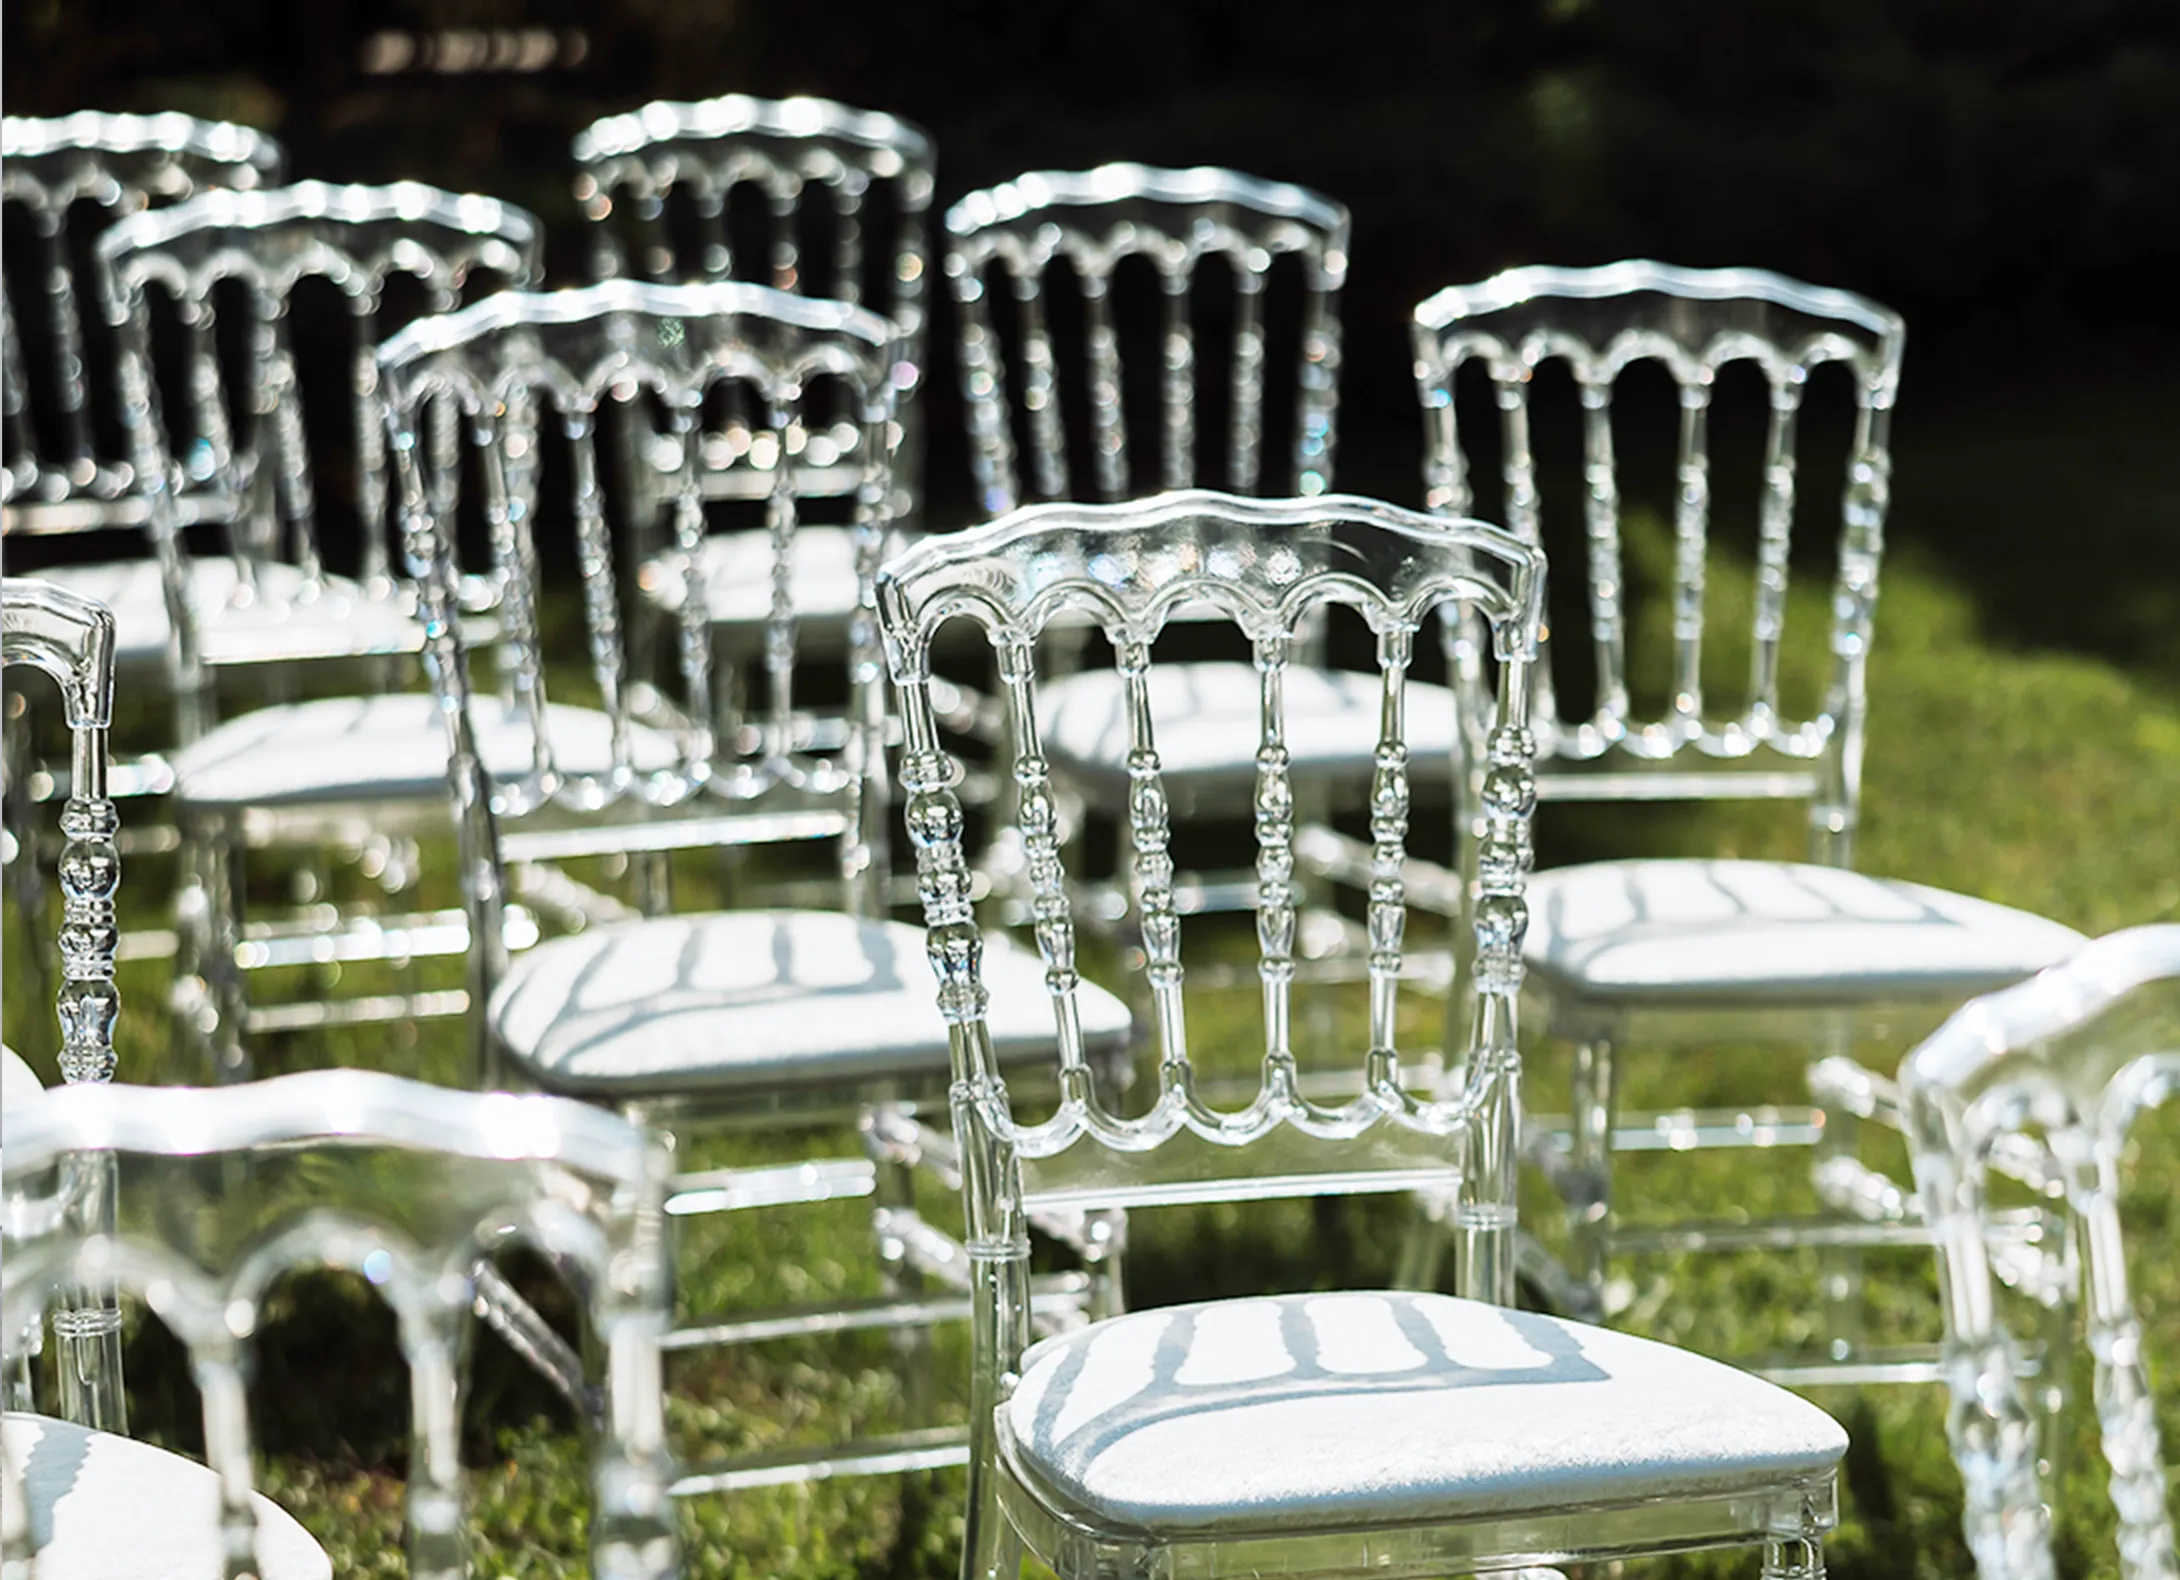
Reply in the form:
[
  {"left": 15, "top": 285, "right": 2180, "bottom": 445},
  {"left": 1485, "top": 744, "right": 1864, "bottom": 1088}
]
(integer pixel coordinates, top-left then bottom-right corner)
[{"left": 5, "top": 375, "right": 2177, "bottom": 1578}]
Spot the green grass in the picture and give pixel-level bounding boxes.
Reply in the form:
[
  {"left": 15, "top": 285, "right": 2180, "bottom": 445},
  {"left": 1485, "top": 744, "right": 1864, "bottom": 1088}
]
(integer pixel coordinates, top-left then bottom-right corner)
[{"left": 6, "top": 463, "right": 2178, "bottom": 1577}]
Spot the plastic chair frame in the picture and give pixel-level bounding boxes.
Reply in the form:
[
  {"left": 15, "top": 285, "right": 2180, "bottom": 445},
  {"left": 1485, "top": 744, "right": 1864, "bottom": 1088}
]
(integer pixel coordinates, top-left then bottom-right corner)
[{"left": 0, "top": 1070, "right": 681, "bottom": 1578}]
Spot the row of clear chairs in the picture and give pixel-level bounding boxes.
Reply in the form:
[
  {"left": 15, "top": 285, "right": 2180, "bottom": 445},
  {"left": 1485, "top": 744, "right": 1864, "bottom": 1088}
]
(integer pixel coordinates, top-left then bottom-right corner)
[
  {"left": 6, "top": 519, "right": 2171, "bottom": 1575},
  {"left": 0, "top": 96, "right": 2152, "bottom": 1576}
]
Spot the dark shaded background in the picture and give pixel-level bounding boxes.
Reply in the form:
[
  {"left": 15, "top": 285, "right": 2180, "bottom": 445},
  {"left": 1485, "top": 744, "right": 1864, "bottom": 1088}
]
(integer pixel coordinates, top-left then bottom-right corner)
[{"left": 8, "top": 0, "right": 2180, "bottom": 667}]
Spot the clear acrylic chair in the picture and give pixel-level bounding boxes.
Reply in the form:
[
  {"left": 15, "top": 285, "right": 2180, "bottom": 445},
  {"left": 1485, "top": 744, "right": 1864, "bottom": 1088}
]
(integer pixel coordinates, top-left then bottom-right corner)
[
  {"left": 877, "top": 488, "right": 1851, "bottom": 1580},
  {"left": 381, "top": 277, "right": 1132, "bottom": 1493},
  {"left": 88, "top": 180, "right": 543, "bottom": 739},
  {"left": 573, "top": 91, "right": 934, "bottom": 665},
  {"left": 1902, "top": 925, "right": 2180, "bottom": 1580},
  {"left": 944, "top": 167, "right": 1375, "bottom": 962},
  {"left": 1, "top": 578, "right": 124, "bottom": 1433},
  {"left": 62, "top": 181, "right": 543, "bottom": 1072},
  {"left": 0, "top": 1069, "right": 681, "bottom": 1578},
  {"left": 1410, "top": 261, "right": 2085, "bottom": 1367},
  {"left": 2, "top": 111, "right": 284, "bottom": 537}
]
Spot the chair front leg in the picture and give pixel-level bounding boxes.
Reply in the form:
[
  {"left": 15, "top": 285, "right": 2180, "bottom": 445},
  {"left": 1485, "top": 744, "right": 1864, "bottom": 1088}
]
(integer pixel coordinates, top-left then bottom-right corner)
[{"left": 1568, "top": 1036, "right": 1617, "bottom": 1323}]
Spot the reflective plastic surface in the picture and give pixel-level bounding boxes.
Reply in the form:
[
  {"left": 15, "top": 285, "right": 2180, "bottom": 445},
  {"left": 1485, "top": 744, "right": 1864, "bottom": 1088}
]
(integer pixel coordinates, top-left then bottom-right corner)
[
  {"left": 0, "top": 1070, "right": 681, "bottom": 1579},
  {"left": 98, "top": 180, "right": 544, "bottom": 703},
  {"left": 1903, "top": 927, "right": 2180, "bottom": 1580},
  {"left": 378, "top": 277, "right": 903, "bottom": 1068},
  {"left": 946, "top": 166, "right": 1349, "bottom": 515},
  {"left": 1413, "top": 259, "right": 1905, "bottom": 861},
  {"left": 2, "top": 111, "right": 285, "bottom": 525}
]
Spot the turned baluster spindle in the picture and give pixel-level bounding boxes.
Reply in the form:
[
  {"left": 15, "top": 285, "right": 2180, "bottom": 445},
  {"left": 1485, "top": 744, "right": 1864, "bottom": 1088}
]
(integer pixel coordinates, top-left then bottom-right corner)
[
  {"left": 1669, "top": 377, "right": 1715, "bottom": 736},
  {"left": 1083, "top": 275, "right": 1128, "bottom": 499},
  {"left": 1118, "top": 638, "right": 1188, "bottom": 1080},
  {"left": 1160, "top": 267, "right": 1195, "bottom": 490},
  {"left": 1253, "top": 632, "right": 1297, "bottom": 1070},
  {"left": 1366, "top": 626, "right": 1413, "bottom": 1075},
  {"left": 1748, "top": 373, "right": 1804, "bottom": 736},
  {"left": 1577, "top": 378, "right": 1630, "bottom": 728},
  {"left": 1000, "top": 639, "right": 1089, "bottom": 1073},
  {"left": 1227, "top": 269, "right": 1268, "bottom": 493},
  {"left": 1016, "top": 271, "right": 1069, "bottom": 502}
]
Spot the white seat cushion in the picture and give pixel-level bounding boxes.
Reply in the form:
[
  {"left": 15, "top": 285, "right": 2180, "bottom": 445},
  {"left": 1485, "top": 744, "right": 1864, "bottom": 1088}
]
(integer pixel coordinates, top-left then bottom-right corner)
[
  {"left": 1, "top": 1045, "right": 42, "bottom": 1111},
  {"left": 35, "top": 558, "right": 419, "bottom": 668},
  {"left": 171, "top": 693, "right": 682, "bottom": 809},
  {"left": 642, "top": 527, "right": 898, "bottom": 626},
  {"left": 1525, "top": 859, "right": 2087, "bottom": 1004},
  {"left": 4, "top": 1412, "right": 330, "bottom": 1580},
  {"left": 490, "top": 909, "right": 1133, "bottom": 1097},
  {"left": 1040, "top": 661, "right": 1461, "bottom": 793},
  {"left": 1004, "top": 1291, "right": 1846, "bottom": 1534}
]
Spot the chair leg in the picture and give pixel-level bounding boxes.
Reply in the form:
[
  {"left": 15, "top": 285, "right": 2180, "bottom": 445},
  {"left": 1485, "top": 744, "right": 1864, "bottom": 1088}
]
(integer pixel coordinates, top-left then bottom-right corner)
[
  {"left": 1393, "top": 1184, "right": 1453, "bottom": 1292},
  {"left": 177, "top": 807, "right": 251, "bottom": 1082},
  {"left": 1761, "top": 1535, "right": 1825, "bottom": 1578},
  {"left": 1568, "top": 1037, "right": 1617, "bottom": 1323},
  {"left": 873, "top": 1149, "right": 941, "bottom": 1546},
  {"left": 1814, "top": 1018, "right": 1863, "bottom": 1363}
]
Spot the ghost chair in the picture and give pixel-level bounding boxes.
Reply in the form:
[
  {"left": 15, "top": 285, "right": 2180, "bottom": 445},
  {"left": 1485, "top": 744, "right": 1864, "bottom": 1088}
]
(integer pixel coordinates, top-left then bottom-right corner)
[
  {"left": 2, "top": 111, "right": 283, "bottom": 546},
  {"left": 877, "top": 489, "right": 1851, "bottom": 1580},
  {"left": 2, "top": 577, "right": 124, "bottom": 1432},
  {"left": 1405, "top": 261, "right": 2085, "bottom": 1376},
  {"left": 0, "top": 1069, "right": 680, "bottom": 1579},
  {"left": 58, "top": 182, "right": 543, "bottom": 1074},
  {"left": 1902, "top": 924, "right": 2180, "bottom": 1580},
  {"left": 573, "top": 92, "right": 934, "bottom": 699},
  {"left": 381, "top": 278, "right": 1133, "bottom": 1494},
  {"left": 942, "top": 169, "right": 1415, "bottom": 1013}
]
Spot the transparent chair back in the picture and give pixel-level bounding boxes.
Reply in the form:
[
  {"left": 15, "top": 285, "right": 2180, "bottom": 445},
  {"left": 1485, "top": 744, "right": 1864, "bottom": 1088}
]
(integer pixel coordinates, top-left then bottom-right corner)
[
  {"left": 1, "top": 577, "right": 125, "bottom": 1431},
  {"left": 2, "top": 111, "right": 284, "bottom": 531},
  {"left": 573, "top": 95, "right": 931, "bottom": 518},
  {"left": 1412, "top": 260, "right": 1905, "bottom": 863},
  {"left": 1902, "top": 925, "right": 2180, "bottom": 1580},
  {"left": 378, "top": 278, "right": 904, "bottom": 1064},
  {"left": 880, "top": 487, "right": 1542, "bottom": 1259},
  {"left": 945, "top": 166, "right": 1349, "bottom": 517},
  {"left": 0, "top": 1069, "right": 680, "bottom": 1578},
  {"left": 95, "top": 181, "right": 543, "bottom": 727}
]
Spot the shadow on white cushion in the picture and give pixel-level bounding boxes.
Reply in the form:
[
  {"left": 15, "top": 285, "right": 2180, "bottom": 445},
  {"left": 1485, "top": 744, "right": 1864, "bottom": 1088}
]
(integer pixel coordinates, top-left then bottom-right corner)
[
  {"left": 171, "top": 694, "right": 682, "bottom": 809},
  {"left": 1004, "top": 1291, "right": 1845, "bottom": 1534},
  {"left": 35, "top": 559, "right": 419, "bottom": 669},
  {"left": 491, "top": 909, "right": 1134, "bottom": 1097},
  {"left": 1525, "top": 860, "right": 2086, "bottom": 1003},
  {"left": 4, "top": 1412, "right": 330, "bottom": 1580}
]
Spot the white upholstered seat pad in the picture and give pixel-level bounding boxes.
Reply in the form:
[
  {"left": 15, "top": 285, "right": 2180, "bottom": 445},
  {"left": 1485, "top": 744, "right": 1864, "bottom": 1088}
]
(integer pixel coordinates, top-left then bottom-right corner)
[
  {"left": 642, "top": 527, "right": 896, "bottom": 626},
  {"left": 1039, "top": 662, "right": 1460, "bottom": 788},
  {"left": 171, "top": 693, "right": 680, "bottom": 809},
  {"left": 1, "top": 1045, "right": 43, "bottom": 1110},
  {"left": 35, "top": 558, "right": 418, "bottom": 668},
  {"left": 1005, "top": 1291, "right": 1845, "bottom": 1534},
  {"left": 1525, "top": 859, "right": 2087, "bottom": 1003},
  {"left": 491, "top": 909, "right": 1133, "bottom": 1097},
  {"left": 4, "top": 1413, "right": 330, "bottom": 1580}
]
